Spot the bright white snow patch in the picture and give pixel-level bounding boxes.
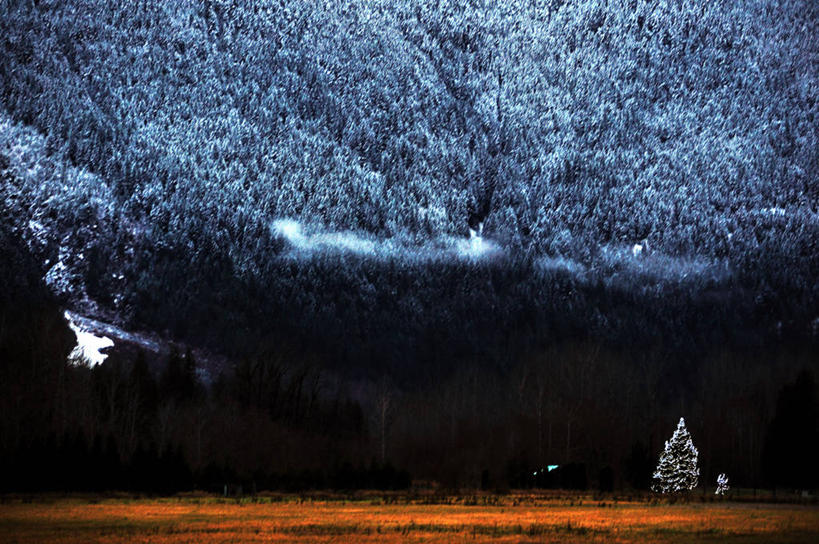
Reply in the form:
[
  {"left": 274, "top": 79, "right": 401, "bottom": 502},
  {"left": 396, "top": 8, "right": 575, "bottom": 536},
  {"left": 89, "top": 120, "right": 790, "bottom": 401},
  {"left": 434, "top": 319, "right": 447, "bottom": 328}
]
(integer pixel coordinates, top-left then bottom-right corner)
[
  {"left": 65, "top": 311, "right": 114, "bottom": 366},
  {"left": 632, "top": 243, "right": 644, "bottom": 258}
]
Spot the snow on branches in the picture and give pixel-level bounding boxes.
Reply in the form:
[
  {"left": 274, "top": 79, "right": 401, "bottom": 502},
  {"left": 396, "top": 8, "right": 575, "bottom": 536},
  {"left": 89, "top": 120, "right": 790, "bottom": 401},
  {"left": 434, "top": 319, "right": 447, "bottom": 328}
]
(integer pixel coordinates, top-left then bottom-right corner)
[{"left": 652, "top": 417, "right": 699, "bottom": 493}]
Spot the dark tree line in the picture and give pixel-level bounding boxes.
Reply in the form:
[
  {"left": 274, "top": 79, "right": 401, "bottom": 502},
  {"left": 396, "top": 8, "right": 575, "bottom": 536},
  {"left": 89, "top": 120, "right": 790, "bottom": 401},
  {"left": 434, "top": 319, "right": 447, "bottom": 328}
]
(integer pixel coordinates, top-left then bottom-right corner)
[
  {"left": 1, "top": 237, "right": 816, "bottom": 494},
  {"left": 2, "top": 329, "right": 816, "bottom": 494},
  {"left": 0, "top": 0, "right": 817, "bottom": 495},
  {"left": 3, "top": 192, "right": 818, "bottom": 494}
]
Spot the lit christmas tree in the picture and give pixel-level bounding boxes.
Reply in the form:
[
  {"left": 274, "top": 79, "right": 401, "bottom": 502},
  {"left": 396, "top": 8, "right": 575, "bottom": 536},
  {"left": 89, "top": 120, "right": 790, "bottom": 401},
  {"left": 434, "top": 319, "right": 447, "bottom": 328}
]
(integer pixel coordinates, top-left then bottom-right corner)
[{"left": 651, "top": 417, "right": 699, "bottom": 493}]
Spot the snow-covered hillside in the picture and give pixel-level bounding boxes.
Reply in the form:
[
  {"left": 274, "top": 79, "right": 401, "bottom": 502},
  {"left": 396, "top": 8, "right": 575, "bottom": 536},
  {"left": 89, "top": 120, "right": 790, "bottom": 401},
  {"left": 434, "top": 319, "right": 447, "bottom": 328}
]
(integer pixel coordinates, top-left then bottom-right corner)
[{"left": 1, "top": 0, "right": 816, "bottom": 370}]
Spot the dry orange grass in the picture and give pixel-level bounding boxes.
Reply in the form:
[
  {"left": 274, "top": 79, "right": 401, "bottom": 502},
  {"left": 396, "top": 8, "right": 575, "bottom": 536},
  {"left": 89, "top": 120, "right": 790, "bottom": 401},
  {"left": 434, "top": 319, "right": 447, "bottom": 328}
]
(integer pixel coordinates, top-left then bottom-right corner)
[{"left": 1, "top": 495, "right": 818, "bottom": 543}]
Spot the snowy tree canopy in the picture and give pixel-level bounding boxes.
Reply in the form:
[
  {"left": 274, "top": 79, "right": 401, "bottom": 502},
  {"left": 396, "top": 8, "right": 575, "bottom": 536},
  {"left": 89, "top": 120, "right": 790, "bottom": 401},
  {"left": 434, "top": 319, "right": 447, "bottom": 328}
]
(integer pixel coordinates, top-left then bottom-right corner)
[
  {"left": 0, "top": 0, "right": 816, "bottom": 373},
  {"left": 652, "top": 417, "right": 699, "bottom": 493}
]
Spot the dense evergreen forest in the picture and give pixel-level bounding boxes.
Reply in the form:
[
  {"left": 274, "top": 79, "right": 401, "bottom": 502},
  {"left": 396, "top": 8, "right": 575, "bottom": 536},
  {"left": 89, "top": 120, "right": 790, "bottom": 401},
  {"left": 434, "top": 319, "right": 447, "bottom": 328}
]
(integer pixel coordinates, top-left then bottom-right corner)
[{"left": 0, "top": 0, "right": 817, "bottom": 492}]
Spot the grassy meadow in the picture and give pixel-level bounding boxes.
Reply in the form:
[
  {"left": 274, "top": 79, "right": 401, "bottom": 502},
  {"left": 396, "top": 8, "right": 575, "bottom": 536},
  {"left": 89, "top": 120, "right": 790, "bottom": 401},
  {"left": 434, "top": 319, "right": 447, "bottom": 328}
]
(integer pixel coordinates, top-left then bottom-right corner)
[{"left": 1, "top": 493, "right": 818, "bottom": 543}]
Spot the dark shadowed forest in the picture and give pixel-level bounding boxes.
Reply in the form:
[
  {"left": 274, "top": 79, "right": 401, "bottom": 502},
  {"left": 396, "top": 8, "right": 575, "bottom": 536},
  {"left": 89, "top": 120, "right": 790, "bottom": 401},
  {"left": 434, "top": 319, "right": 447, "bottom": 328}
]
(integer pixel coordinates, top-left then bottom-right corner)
[
  {"left": 2, "top": 213, "right": 817, "bottom": 493},
  {"left": 1, "top": 0, "right": 817, "bottom": 495}
]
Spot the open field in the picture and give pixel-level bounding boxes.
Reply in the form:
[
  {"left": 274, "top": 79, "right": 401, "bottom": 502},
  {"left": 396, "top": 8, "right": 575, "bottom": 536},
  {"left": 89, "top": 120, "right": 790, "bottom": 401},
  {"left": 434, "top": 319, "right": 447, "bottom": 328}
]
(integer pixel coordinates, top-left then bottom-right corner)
[{"left": 1, "top": 494, "right": 819, "bottom": 543}]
